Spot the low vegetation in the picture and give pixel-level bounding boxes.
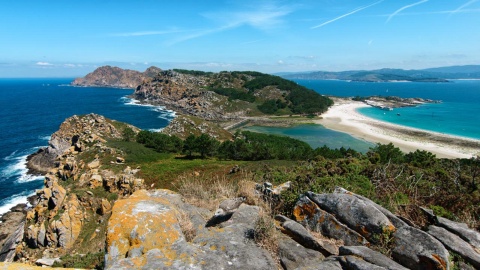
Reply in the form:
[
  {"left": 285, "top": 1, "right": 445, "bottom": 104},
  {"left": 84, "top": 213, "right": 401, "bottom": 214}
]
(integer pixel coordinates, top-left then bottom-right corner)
[{"left": 112, "top": 129, "right": 479, "bottom": 230}]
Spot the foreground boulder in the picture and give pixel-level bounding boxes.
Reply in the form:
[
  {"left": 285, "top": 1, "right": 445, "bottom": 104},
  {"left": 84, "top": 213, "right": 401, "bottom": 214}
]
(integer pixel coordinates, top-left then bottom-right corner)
[
  {"left": 339, "top": 246, "right": 408, "bottom": 270},
  {"left": 277, "top": 235, "right": 325, "bottom": 270},
  {"left": 428, "top": 225, "right": 480, "bottom": 269},
  {"left": 105, "top": 189, "right": 276, "bottom": 269},
  {"left": 305, "top": 191, "right": 395, "bottom": 242},
  {"left": 293, "top": 195, "right": 368, "bottom": 246},
  {"left": 392, "top": 226, "right": 450, "bottom": 270}
]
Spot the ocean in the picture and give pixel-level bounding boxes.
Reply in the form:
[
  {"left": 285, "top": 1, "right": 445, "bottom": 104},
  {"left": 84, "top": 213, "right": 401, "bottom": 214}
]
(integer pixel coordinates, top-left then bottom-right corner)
[
  {"left": 1, "top": 78, "right": 479, "bottom": 215},
  {"left": 0, "top": 78, "right": 175, "bottom": 216},
  {"left": 295, "top": 79, "right": 480, "bottom": 140}
]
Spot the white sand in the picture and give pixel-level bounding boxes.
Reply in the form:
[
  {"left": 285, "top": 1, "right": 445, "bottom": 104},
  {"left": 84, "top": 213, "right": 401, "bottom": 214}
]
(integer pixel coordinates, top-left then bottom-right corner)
[{"left": 315, "top": 98, "right": 480, "bottom": 159}]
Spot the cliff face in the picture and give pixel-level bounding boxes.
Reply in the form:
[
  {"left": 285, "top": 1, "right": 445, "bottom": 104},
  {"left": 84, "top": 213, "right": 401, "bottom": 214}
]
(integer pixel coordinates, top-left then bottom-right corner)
[
  {"left": 15, "top": 114, "right": 145, "bottom": 266},
  {"left": 71, "top": 66, "right": 161, "bottom": 88}
]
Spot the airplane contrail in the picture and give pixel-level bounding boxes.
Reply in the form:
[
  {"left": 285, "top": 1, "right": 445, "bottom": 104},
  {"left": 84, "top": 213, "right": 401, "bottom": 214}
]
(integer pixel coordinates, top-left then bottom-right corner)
[
  {"left": 451, "top": 0, "right": 479, "bottom": 14},
  {"left": 311, "top": 0, "right": 384, "bottom": 29},
  {"left": 386, "top": 0, "right": 429, "bottom": 23}
]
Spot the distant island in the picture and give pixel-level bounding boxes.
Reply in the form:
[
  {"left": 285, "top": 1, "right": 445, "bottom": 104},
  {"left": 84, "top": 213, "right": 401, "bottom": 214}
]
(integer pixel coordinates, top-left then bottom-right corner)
[{"left": 279, "top": 65, "right": 480, "bottom": 82}]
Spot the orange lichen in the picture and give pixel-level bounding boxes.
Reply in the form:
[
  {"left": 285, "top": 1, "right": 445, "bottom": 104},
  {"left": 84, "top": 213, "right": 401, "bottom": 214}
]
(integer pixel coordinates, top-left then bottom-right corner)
[
  {"left": 432, "top": 254, "right": 448, "bottom": 270},
  {"left": 106, "top": 189, "right": 183, "bottom": 265},
  {"left": 293, "top": 200, "right": 317, "bottom": 221}
]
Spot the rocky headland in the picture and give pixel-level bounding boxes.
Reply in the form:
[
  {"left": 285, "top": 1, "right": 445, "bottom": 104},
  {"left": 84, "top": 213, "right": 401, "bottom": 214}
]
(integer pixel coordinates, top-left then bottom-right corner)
[{"left": 71, "top": 66, "right": 161, "bottom": 89}]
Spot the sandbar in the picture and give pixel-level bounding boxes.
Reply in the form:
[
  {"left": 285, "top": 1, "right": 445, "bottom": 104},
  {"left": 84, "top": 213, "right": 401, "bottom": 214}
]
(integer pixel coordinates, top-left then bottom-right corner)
[{"left": 314, "top": 98, "right": 480, "bottom": 159}]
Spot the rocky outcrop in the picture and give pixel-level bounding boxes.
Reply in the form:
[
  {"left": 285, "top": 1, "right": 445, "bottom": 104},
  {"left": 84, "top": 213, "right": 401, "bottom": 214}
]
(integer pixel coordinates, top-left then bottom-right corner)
[
  {"left": 294, "top": 195, "right": 369, "bottom": 246},
  {"left": 27, "top": 114, "right": 129, "bottom": 174},
  {"left": 0, "top": 205, "right": 26, "bottom": 262},
  {"left": 305, "top": 191, "right": 395, "bottom": 242},
  {"left": 10, "top": 114, "right": 145, "bottom": 265},
  {"left": 71, "top": 66, "right": 161, "bottom": 88},
  {"left": 339, "top": 246, "right": 408, "bottom": 270},
  {"left": 277, "top": 235, "right": 325, "bottom": 270},
  {"left": 134, "top": 70, "right": 249, "bottom": 120},
  {"left": 392, "top": 226, "right": 449, "bottom": 270},
  {"left": 290, "top": 187, "right": 480, "bottom": 269},
  {"left": 105, "top": 189, "right": 276, "bottom": 269},
  {"left": 428, "top": 225, "right": 480, "bottom": 269}
]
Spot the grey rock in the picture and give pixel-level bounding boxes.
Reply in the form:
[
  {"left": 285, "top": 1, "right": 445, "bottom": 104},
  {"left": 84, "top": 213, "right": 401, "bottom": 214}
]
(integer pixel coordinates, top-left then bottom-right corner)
[
  {"left": 0, "top": 210, "right": 25, "bottom": 262},
  {"left": 306, "top": 191, "right": 395, "bottom": 241},
  {"left": 457, "top": 261, "right": 476, "bottom": 270},
  {"left": 337, "top": 255, "right": 387, "bottom": 270},
  {"left": 316, "top": 257, "right": 344, "bottom": 270},
  {"left": 392, "top": 226, "right": 450, "bottom": 270},
  {"left": 334, "top": 187, "right": 408, "bottom": 229},
  {"left": 278, "top": 235, "right": 324, "bottom": 270},
  {"left": 106, "top": 190, "right": 276, "bottom": 270},
  {"left": 35, "top": 257, "right": 60, "bottom": 266},
  {"left": 428, "top": 225, "right": 480, "bottom": 269},
  {"left": 294, "top": 195, "right": 368, "bottom": 246},
  {"left": 339, "top": 246, "right": 408, "bottom": 270},
  {"left": 279, "top": 215, "right": 337, "bottom": 256},
  {"left": 436, "top": 216, "right": 480, "bottom": 249}
]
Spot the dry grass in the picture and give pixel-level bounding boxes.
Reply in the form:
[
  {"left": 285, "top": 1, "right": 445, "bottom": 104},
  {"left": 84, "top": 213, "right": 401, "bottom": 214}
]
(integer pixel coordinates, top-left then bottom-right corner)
[
  {"left": 175, "top": 208, "right": 196, "bottom": 242},
  {"left": 174, "top": 168, "right": 282, "bottom": 266}
]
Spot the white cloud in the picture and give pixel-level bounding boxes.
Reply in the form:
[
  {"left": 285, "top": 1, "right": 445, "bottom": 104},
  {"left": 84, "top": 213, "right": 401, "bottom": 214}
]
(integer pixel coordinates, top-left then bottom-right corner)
[
  {"left": 169, "top": 3, "right": 294, "bottom": 45},
  {"left": 36, "top": 61, "right": 53, "bottom": 66}
]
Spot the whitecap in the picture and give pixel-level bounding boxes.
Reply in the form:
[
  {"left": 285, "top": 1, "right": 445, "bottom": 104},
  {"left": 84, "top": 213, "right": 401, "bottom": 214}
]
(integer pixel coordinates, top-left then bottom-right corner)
[
  {"left": 1, "top": 153, "right": 44, "bottom": 183},
  {"left": 3, "top": 150, "right": 18, "bottom": 161},
  {"left": 121, "top": 97, "right": 155, "bottom": 107},
  {"left": 38, "top": 135, "right": 51, "bottom": 141},
  {"left": 0, "top": 192, "right": 34, "bottom": 217},
  {"left": 148, "top": 128, "right": 164, "bottom": 132}
]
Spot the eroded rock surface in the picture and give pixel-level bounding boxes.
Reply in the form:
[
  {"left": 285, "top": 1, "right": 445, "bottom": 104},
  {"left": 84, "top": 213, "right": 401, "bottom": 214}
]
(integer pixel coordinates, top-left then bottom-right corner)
[{"left": 105, "top": 189, "right": 276, "bottom": 269}]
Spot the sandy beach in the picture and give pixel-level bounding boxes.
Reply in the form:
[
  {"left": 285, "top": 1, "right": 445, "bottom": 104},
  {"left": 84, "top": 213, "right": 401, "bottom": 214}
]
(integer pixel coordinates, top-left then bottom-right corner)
[{"left": 315, "top": 98, "right": 480, "bottom": 159}]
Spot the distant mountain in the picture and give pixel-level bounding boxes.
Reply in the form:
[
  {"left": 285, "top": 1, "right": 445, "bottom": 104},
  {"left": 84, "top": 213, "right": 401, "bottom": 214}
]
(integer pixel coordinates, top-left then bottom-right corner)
[{"left": 280, "top": 65, "right": 480, "bottom": 82}]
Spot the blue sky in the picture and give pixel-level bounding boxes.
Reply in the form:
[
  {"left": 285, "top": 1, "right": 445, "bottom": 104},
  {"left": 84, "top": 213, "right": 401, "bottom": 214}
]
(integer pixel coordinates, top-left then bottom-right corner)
[{"left": 1, "top": 0, "right": 479, "bottom": 77}]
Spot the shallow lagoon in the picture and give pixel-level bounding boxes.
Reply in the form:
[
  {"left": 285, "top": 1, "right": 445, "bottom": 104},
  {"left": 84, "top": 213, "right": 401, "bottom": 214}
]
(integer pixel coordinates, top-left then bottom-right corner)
[{"left": 242, "top": 124, "right": 375, "bottom": 153}]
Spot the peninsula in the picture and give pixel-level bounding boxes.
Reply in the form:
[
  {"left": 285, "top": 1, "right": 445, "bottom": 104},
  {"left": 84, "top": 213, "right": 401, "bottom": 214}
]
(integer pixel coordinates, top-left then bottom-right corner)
[{"left": 71, "top": 66, "right": 480, "bottom": 158}]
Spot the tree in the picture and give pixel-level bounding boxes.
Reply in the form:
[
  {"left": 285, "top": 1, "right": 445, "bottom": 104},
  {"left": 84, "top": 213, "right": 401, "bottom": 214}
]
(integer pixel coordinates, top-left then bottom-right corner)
[
  {"left": 368, "top": 143, "right": 404, "bottom": 164},
  {"left": 195, "top": 134, "right": 218, "bottom": 158},
  {"left": 183, "top": 135, "right": 197, "bottom": 157}
]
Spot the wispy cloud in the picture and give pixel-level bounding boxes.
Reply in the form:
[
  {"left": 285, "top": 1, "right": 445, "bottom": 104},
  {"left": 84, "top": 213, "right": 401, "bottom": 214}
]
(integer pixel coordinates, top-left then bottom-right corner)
[
  {"left": 168, "top": 4, "right": 294, "bottom": 45},
  {"left": 311, "top": 0, "right": 384, "bottom": 29},
  {"left": 386, "top": 0, "right": 429, "bottom": 23},
  {"left": 110, "top": 29, "right": 183, "bottom": 37},
  {"left": 450, "top": 0, "right": 479, "bottom": 15}
]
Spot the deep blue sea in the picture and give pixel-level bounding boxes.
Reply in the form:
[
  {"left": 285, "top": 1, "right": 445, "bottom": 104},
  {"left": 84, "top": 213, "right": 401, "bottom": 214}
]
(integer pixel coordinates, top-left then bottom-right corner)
[{"left": 0, "top": 78, "right": 175, "bottom": 215}]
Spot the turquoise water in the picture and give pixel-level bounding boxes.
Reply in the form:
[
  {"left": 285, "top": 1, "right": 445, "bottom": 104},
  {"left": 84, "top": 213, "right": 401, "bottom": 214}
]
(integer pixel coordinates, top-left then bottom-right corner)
[
  {"left": 243, "top": 125, "right": 375, "bottom": 153},
  {"left": 294, "top": 79, "right": 480, "bottom": 140}
]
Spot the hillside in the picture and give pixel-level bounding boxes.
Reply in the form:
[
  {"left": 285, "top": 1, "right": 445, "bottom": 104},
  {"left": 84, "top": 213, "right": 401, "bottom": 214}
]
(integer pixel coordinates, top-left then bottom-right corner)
[
  {"left": 281, "top": 65, "right": 480, "bottom": 82},
  {"left": 72, "top": 67, "right": 333, "bottom": 120},
  {"left": 71, "top": 66, "right": 161, "bottom": 88}
]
